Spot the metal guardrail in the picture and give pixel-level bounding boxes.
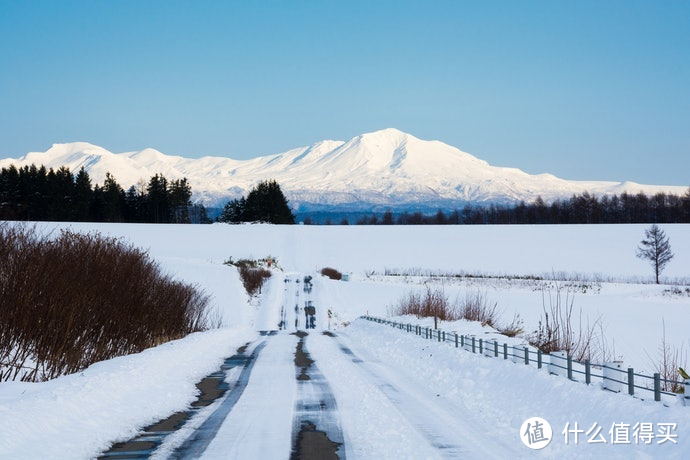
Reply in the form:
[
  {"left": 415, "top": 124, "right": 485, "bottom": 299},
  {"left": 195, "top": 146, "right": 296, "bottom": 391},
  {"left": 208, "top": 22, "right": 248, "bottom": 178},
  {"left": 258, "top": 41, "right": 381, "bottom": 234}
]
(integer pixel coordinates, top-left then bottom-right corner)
[{"left": 361, "top": 315, "right": 690, "bottom": 406}]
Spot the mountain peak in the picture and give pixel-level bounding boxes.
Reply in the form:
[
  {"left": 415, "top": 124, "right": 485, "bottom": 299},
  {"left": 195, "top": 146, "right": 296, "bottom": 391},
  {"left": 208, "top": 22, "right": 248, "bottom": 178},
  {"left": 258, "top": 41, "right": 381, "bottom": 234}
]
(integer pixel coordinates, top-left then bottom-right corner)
[
  {"left": 45, "top": 142, "right": 112, "bottom": 156},
  {"left": 356, "top": 128, "right": 414, "bottom": 145}
]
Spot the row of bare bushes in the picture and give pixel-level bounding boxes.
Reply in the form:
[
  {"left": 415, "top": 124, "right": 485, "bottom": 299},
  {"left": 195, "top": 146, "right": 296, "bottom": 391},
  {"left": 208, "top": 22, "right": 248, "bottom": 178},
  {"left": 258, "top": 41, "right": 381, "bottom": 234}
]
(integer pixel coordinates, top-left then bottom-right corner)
[
  {"left": 0, "top": 223, "right": 214, "bottom": 382},
  {"left": 390, "top": 287, "right": 522, "bottom": 335}
]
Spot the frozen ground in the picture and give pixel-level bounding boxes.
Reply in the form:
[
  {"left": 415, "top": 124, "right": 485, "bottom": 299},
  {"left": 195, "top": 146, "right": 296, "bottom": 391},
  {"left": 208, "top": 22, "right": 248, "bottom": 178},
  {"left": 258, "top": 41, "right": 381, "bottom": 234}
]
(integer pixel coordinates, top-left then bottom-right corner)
[{"left": 0, "top": 223, "right": 689, "bottom": 459}]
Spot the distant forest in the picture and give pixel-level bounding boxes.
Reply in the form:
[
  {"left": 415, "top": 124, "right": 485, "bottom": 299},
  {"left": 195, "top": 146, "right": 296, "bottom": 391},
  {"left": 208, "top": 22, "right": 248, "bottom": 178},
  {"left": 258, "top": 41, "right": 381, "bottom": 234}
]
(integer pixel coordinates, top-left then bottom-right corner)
[
  {"left": 304, "top": 189, "right": 690, "bottom": 225},
  {"left": 2, "top": 163, "right": 689, "bottom": 225},
  {"left": 0, "top": 164, "right": 210, "bottom": 223}
]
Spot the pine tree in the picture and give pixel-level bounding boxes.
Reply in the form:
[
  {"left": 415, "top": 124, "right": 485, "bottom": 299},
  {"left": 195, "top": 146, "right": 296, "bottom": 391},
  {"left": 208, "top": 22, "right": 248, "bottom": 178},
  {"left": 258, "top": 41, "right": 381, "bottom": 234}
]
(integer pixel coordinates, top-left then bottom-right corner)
[
  {"left": 249, "top": 179, "right": 295, "bottom": 224},
  {"left": 100, "top": 173, "right": 126, "bottom": 222},
  {"left": 73, "top": 167, "right": 94, "bottom": 221},
  {"left": 169, "top": 178, "right": 193, "bottom": 223},
  {"left": 222, "top": 179, "right": 295, "bottom": 224},
  {"left": 220, "top": 197, "right": 247, "bottom": 223},
  {"left": 145, "top": 174, "right": 169, "bottom": 223}
]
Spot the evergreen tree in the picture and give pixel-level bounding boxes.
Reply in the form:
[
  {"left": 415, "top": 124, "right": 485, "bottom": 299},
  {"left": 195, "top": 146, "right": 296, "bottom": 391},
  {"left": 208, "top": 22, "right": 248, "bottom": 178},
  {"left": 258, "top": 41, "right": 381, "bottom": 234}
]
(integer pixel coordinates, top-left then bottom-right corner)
[
  {"left": 0, "top": 165, "right": 20, "bottom": 219},
  {"left": 145, "top": 174, "right": 169, "bottom": 223},
  {"left": 124, "top": 185, "right": 145, "bottom": 222},
  {"left": 47, "top": 166, "right": 76, "bottom": 220},
  {"left": 73, "top": 167, "right": 93, "bottom": 221},
  {"left": 220, "top": 197, "right": 247, "bottom": 223},
  {"left": 221, "top": 180, "right": 295, "bottom": 224},
  {"left": 99, "top": 173, "right": 126, "bottom": 222},
  {"left": 245, "top": 180, "right": 295, "bottom": 224},
  {"left": 169, "top": 178, "right": 193, "bottom": 223}
]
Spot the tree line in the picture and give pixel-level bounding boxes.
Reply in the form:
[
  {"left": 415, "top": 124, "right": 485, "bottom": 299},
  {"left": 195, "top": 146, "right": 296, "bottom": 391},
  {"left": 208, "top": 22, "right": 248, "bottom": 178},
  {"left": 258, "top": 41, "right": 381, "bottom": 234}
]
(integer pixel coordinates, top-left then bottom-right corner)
[
  {"left": 0, "top": 164, "right": 209, "bottom": 223},
  {"left": 346, "top": 189, "right": 690, "bottom": 225}
]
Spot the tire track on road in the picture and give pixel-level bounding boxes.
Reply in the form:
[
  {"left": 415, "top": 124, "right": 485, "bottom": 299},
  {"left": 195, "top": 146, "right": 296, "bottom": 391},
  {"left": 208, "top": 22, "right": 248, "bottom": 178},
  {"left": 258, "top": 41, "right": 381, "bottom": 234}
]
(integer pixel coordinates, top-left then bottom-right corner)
[
  {"left": 168, "top": 335, "right": 271, "bottom": 459},
  {"left": 99, "top": 336, "right": 271, "bottom": 459},
  {"left": 291, "top": 331, "right": 345, "bottom": 460}
]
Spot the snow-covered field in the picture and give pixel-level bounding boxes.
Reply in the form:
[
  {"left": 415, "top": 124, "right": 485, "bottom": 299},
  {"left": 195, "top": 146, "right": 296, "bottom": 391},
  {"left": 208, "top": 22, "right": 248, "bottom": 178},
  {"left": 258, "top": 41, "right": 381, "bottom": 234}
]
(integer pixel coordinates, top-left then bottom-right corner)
[{"left": 1, "top": 222, "right": 689, "bottom": 459}]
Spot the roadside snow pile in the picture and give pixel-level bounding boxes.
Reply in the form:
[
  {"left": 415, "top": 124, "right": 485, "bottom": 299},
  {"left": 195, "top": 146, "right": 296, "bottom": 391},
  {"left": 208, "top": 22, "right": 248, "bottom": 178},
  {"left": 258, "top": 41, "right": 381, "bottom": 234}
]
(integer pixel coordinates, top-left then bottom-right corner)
[
  {"left": 337, "top": 319, "right": 690, "bottom": 459},
  {"left": 0, "top": 328, "right": 256, "bottom": 459}
]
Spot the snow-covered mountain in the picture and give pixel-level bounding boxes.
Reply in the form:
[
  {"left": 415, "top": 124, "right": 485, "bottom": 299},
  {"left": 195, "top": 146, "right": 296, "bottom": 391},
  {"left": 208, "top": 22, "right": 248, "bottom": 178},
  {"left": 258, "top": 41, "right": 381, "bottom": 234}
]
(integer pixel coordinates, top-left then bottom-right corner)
[{"left": 1, "top": 129, "right": 686, "bottom": 210}]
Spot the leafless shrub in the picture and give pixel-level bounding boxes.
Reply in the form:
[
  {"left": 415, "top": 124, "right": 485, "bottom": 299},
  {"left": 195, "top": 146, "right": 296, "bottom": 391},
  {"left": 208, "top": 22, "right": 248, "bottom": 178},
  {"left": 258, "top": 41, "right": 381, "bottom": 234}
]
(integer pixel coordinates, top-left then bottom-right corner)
[
  {"left": 321, "top": 267, "right": 342, "bottom": 281},
  {"left": 498, "top": 313, "right": 525, "bottom": 337},
  {"left": 391, "top": 287, "right": 458, "bottom": 321},
  {"left": 458, "top": 290, "right": 499, "bottom": 327},
  {"left": 0, "top": 223, "right": 213, "bottom": 382},
  {"left": 647, "top": 320, "right": 687, "bottom": 393},
  {"left": 238, "top": 266, "right": 271, "bottom": 296},
  {"left": 527, "top": 283, "right": 602, "bottom": 362}
]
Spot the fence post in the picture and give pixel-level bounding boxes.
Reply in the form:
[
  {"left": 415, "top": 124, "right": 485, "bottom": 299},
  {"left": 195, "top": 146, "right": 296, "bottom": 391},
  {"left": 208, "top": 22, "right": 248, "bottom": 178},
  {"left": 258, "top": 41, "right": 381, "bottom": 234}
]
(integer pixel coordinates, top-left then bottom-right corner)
[
  {"left": 654, "top": 373, "right": 661, "bottom": 402},
  {"left": 437, "top": 330, "right": 441, "bottom": 342},
  {"left": 549, "top": 351, "right": 567, "bottom": 377},
  {"left": 603, "top": 361, "right": 624, "bottom": 393},
  {"left": 455, "top": 333, "right": 458, "bottom": 348},
  {"left": 524, "top": 347, "right": 529, "bottom": 365},
  {"left": 585, "top": 360, "right": 591, "bottom": 385},
  {"left": 537, "top": 349, "right": 542, "bottom": 369},
  {"left": 494, "top": 340, "right": 499, "bottom": 358},
  {"left": 472, "top": 337, "right": 476, "bottom": 353},
  {"left": 461, "top": 335, "right": 465, "bottom": 348},
  {"left": 503, "top": 343, "right": 508, "bottom": 360},
  {"left": 511, "top": 346, "right": 521, "bottom": 364},
  {"left": 628, "top": 368, "right": 635, "bottom": 396},
  {"left": 479, "top": 338, "right": 483, "bottom": 354},
  {"left": 567, "top": 356, "right": 573, "bottom": 380}
]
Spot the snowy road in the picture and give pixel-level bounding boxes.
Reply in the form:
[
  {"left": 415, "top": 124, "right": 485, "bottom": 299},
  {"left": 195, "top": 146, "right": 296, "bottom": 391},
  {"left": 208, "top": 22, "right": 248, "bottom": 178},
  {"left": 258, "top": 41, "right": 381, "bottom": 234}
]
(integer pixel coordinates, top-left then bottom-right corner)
[
  {"left": 92, "top": 269, "right": 690, "bottom": 460},
  {"left": 99, "top": 273, "right": 504, "bottom": 459}
]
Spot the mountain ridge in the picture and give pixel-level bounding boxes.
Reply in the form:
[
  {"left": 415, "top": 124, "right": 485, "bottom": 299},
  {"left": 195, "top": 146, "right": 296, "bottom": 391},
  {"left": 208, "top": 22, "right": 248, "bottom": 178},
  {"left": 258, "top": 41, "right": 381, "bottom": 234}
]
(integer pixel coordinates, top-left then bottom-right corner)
[{"left": 1, "top": 129, "right": 686, "bottom": 211}]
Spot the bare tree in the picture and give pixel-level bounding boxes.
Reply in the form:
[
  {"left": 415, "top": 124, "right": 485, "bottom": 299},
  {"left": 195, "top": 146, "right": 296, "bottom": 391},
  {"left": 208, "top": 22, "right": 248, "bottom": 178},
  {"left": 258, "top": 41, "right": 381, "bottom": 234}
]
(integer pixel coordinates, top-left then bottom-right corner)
[{"left": 636, "top": 224, "right": 674, "bottom": 284}]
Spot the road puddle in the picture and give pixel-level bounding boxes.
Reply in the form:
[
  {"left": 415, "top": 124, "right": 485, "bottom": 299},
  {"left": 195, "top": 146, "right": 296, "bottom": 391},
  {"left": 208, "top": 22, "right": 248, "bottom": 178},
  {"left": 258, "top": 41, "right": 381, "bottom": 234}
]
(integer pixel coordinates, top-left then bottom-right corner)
[
  {"left": 291, "top": 421, "right": 340, "bottom": 460},
  {"left": 292, "top": 331, "right": 314, "bottom": 380}
]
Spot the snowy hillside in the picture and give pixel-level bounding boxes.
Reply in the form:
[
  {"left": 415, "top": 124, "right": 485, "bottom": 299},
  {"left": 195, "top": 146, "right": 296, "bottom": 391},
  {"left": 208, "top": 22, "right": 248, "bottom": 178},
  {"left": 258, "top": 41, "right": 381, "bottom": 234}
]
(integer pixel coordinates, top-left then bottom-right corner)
[
  {"left": 1, "top": 222, "right": 689, "bottom": 458},
  {"left": 1, "top": 129, "right": 686, "bottom": 210}
]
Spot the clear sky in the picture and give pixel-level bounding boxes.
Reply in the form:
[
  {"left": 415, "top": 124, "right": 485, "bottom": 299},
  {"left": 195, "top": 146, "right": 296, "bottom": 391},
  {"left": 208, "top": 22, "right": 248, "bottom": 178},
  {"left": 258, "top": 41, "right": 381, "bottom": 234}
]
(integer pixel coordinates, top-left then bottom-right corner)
[{"left": 1, "top": 1, "right": 688, "bottom": 185}]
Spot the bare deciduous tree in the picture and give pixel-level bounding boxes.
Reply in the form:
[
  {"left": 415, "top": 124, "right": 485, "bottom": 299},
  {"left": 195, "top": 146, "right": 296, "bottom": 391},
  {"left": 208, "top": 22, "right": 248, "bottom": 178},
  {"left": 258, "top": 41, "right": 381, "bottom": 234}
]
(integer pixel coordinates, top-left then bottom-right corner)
[{"left": 636, "top": 224, "right": 674, "bottom": 284}]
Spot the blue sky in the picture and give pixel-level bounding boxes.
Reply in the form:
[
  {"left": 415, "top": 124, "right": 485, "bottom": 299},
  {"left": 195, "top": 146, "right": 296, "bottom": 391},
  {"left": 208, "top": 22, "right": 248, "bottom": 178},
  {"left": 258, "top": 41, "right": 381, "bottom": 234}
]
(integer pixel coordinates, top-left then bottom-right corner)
[{"left": 1, "top": 1, "right": 688, "bottom": 185}]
